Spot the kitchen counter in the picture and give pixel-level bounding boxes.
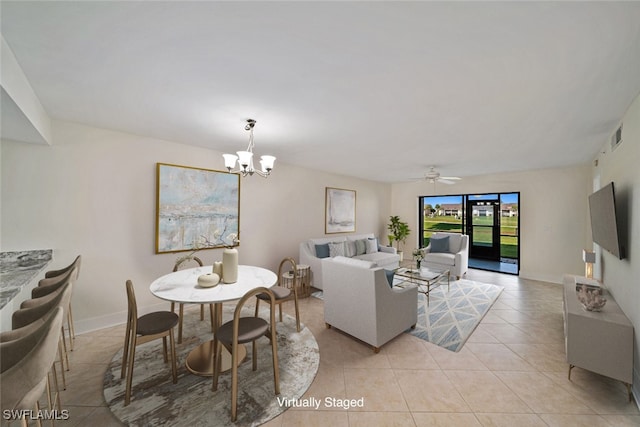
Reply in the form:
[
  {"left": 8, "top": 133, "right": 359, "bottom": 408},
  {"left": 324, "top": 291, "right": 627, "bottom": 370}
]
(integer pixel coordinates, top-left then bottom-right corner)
[{"left": 1, "top": 250, "right": 53, "bottom": 309}]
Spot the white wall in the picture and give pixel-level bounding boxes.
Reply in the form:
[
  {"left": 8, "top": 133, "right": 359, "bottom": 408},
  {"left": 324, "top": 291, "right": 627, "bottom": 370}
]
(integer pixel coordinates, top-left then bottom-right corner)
[
  {"left": 391, "top": 164, "right": 591, "bottom": 284},
  {"left": 1, "top": 120, "right": 391, "bottom": 333},
  {"left": 591, "top": 92, "right": 640, "bottom": 397}
]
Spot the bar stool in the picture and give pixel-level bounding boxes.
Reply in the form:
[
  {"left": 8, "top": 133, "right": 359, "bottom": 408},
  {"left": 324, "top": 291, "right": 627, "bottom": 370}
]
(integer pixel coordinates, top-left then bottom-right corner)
[
  {"left": 1, "top": 307, "right": 64, "bottom": 426},
  {"left": 41, "top": 255, "right": 81, "bottom": 350}
]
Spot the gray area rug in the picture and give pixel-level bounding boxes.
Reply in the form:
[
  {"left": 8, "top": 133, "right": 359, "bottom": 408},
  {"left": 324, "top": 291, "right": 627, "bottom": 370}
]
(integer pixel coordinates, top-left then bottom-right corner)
[
  {"left": 312, "top": 278, "right": 502, "bottom": 352},
  {"left": 405, "top": 278, "right": 503, "bottom": 352},
  {"left": 104, "top": 307, "right": 319, "bottom": 426}
]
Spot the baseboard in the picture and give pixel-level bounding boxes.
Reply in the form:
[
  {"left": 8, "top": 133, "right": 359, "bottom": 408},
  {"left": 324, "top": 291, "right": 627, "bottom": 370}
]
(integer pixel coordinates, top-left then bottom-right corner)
[
  {"left": 73, "top": 300, "right": 170, "bottom": 335},
  {"left": 518, "top": 270, "right": 563, "bottom": 285}
]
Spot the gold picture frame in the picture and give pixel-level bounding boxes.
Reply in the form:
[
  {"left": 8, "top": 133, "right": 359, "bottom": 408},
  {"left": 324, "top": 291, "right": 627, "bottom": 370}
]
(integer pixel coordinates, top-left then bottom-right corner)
[
  {"left": 156, "top": 163, "right": 240, "bottom": 254},
  {"left": 325, "top": 187, "right": 356, "bottom": 234}
]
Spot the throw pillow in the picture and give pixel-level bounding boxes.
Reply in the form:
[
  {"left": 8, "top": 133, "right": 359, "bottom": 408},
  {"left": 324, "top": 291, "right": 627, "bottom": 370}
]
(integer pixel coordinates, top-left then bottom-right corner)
[
  {"left": 315, "top": 243, "right": 330, "bottom": 259},
  {"left": 366, "top": 237, "right": 378, "bottom": 254},
  {"left": 345, "top": 240, "right": 357, "bottom": 258},
  {"left": 328, "top": 241, "right": 346, "bottom": 257},
  {"left": 384, "top": 269, "right": 395, "bottom": 288},
  {"left": 355, "top": 239, "right": 367, "bottom": 256},
  {"left": 430, "top": 235, "right": 450, "bottom": 253}
]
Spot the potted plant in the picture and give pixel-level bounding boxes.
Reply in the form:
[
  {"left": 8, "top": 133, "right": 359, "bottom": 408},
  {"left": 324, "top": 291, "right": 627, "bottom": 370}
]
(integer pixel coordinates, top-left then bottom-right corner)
[{"left": 387, "top": 215, "right": 410, "bottom": 261}]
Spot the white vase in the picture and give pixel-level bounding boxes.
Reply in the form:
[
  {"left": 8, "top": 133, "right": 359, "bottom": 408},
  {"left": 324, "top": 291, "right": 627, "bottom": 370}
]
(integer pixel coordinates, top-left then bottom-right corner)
[
  {"left": 222, "top": 248, "right": 238, "bottom": 284},
  {"left": 198, "top": 273, "right": 220, "bottom": 288},
  {"left": 213, "top": 261, "right": 223, "bottom": 277}
]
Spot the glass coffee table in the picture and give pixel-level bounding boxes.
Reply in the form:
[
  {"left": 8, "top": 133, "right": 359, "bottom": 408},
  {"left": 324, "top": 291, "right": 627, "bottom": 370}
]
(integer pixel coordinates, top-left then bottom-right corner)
[{"left": 394, "top": 266, "right": 450, "bottom": 305}]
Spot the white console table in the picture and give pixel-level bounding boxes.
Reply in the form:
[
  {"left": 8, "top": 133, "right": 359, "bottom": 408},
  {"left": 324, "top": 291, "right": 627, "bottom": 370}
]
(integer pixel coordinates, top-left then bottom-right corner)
[{"left": 562, "top": 275, "right": 633, "bottom": 401}]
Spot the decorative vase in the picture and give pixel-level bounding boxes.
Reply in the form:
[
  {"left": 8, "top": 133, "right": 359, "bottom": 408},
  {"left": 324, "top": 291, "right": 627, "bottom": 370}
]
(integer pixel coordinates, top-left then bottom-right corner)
[
  {"left": 198, "top": 273, "right": 220, "bottom": 288},
  {"left": 213, "top": 261, "right": 223, "bottom": 277},
  {"left": 416, "top": 260, "right": 421, "bottom": 269},
  {"left": 222, "top": 248, "right": 238, "bottom": 284}
]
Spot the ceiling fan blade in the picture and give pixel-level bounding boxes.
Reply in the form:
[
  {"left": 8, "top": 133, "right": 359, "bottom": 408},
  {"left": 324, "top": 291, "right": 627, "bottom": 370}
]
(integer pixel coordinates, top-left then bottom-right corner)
[
  {"left": 440, "top": 176, "right": 461, "bottom": 180},
  {"left": 437, "top": 178, "right": 456, "bottom": 185}
]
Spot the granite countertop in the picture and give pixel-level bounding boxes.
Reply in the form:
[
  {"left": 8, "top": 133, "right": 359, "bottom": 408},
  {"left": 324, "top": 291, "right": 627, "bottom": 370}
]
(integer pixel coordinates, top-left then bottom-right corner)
[{"left": 0, "top": 250, "right": 53, "bottom": 309}]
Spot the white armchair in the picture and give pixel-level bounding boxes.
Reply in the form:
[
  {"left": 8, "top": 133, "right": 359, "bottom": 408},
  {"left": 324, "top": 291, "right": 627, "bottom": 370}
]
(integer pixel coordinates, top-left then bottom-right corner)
[
  {"left": 322, "top": 257, "right": 417, "bottom": 352},
  {"left": 422, "top": 232, "right": 469, "bottom": 279}
]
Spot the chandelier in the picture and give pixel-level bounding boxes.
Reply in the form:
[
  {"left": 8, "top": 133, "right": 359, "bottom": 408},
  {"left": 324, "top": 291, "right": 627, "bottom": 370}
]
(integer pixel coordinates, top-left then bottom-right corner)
[{"left": 222, "top": 119, "right": 276, "bottom": 178}]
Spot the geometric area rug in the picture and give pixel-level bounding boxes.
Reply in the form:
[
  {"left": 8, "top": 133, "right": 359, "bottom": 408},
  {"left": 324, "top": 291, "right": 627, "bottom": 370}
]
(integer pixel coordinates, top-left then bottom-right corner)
[
  {"left": 403, "top": 278, "right": 503, "bottom": 352},
  {"left": 103, "top": 306, "right": 319, "bottom": 426}
]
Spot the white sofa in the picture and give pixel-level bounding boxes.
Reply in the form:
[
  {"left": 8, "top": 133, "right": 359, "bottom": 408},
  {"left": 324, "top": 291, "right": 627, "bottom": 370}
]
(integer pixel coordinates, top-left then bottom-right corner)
[
  {"left": 322, "top": 257, "right": 417, "bottom": 352},
  {"left": 300, "top": 233, "right": 400, "bottom": 289},
  {"left": 421, "top": 232, "right": 469, "bottom": 279}
]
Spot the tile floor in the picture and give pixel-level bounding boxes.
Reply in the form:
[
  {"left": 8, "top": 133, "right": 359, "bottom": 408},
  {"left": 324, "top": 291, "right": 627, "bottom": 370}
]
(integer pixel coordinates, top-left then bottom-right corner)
[{"left": 21, "top": 269, "right": 640, "bottom": 426}]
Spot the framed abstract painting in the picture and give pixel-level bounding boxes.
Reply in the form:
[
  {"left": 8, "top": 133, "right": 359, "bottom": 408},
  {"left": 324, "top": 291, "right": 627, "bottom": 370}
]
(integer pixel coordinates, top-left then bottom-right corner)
[
  {"left": 156, "top": 163, "right": 240, "bottom": 253},
  {"left": 325, "top": 187, "right": 356, "bottom": 234}
]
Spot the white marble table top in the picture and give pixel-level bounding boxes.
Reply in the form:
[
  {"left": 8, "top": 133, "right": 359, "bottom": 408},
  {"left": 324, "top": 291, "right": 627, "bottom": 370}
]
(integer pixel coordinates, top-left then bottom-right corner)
[{"left": 149, "top": 265, "right": 277, "bottom": 304}]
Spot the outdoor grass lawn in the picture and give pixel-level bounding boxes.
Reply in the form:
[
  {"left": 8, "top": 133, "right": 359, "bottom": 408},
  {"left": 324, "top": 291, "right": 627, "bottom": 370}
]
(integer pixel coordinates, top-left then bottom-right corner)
[{"left": 423, "top": 215, "right": 518, "bottom": 258}]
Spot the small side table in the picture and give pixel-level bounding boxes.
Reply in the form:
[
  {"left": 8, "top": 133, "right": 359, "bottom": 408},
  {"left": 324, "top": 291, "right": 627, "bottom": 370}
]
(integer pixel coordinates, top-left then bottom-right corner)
[{"left": 281, "top": 264, "right": 311, "bottom": 298}]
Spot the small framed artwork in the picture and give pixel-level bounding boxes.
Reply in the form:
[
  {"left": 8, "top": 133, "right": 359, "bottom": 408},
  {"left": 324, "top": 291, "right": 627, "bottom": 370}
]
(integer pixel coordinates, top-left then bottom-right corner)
[
  {"left": 156, "top": 163, "right": 240, "bottom": 254},
  {"left": 325, "top": 187, "right": 356, "bottom": 234}
]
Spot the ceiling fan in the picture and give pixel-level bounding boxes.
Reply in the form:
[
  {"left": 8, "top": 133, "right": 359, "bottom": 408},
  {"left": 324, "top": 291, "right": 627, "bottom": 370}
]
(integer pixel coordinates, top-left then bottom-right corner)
[{"left": 421, "top": 166, "right": 461, "bottom": 185}]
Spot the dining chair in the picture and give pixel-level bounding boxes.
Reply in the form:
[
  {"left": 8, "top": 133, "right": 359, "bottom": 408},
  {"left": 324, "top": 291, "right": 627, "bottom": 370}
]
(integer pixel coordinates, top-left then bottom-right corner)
[
  {"left": 14, "top": 278, "right": 73, "bottom": 398},
  {"left": 1, "top": 307, "right": 64, "bottom": 425},
  {"left": 171, "top": 256, "right": 213, "bottom": 343},
  {"left": 41, "top": 255, "right": 81, "bottom": 350},
  {"left": 122, "top": 280, "right": 178, "bottom": 406},
  {"left": 254, "top": 257, "right": 301, "bottom": 332},
  {"left": 213, "top": 287, "right": 280, "bottom": 422}
]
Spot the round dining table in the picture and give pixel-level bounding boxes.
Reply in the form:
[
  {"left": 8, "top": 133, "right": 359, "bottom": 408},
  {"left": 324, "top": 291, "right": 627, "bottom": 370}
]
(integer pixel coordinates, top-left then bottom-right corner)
[{"left": 149, "top": 264, "right": 277, "bottom": 376}]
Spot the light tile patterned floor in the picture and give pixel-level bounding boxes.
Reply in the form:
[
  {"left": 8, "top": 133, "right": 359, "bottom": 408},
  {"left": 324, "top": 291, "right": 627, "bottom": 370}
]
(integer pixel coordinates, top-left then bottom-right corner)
[{"left": 19, "top": 269, "right": 640, "bottom": 426}]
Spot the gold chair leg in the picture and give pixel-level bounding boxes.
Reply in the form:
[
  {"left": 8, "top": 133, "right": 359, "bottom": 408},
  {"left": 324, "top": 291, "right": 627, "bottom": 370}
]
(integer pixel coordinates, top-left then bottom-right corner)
[
  {"left": 125, "top": 337, "right": 137, "bottom": 406},
  {"left": 178, "top": 304, "right": 184, "bottom": 344},
  {"left": 209, "top": 304, "right": 215, "bottom": 333},
  {"left": 254, "top": 299, "right": 260, "bottom": 317},
  {"left": 200, "top": 304, "right": 204, "bottom": 321},
  {"left": 169, "top": 330, "right": 178, "bottom": 384},
  {"left": 67, "top": 308, "right": 75, "bottom": 351},
  {"left": 231, "top": 342, "right": 239, "bottom": 422},
  {"left": 162, "top": 337, "right": 168, "bottom": 363},
  {"left": 121, "top": 322, "right": 132, "bottom": 379},
  {"left": 252, "top": 341, "right": 258, "bottom": 371},
  {"left": 271, "top": 321, "right": 280, "bottom": 395},
  {"left": 60, "top": 325, "right": 70, "bottom": 371},
  {"left": 293, "top": 296, "right": 301, "bottom": 332},
  {"left": 57, "top": 340, "right": 66, "bottom": 390},
  {"left": 278, "top": 304, "right": 283, "bottom": 322}
]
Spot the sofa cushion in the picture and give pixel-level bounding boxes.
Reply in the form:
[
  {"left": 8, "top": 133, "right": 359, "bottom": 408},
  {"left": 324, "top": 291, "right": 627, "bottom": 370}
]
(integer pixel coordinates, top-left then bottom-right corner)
[
  {"left": 332, "top": 256, "right": 377, "bottom": 269},
  {"left": 345, "top": 240, "right": 357, "bottom": 257},
  {"left": 329, "top": 242, "right": 346, "bottom": 257},
  {"left": 366, "top": 238, "right": 378, "bottom": 254},
  {"left": 430, "top": 235, "right": 450, "bottom": 253},
  {"left": 424, "top": 252, "right": 455, "bottom": 266},
  {"left": 315, "top": 243, "right": 330, "bottom": 259},
  {"left": 355, "top": 239, "right": 367, "bottom": 256},
  {"left": 355, "top": 251, "right": 399, "bottom": 267}
]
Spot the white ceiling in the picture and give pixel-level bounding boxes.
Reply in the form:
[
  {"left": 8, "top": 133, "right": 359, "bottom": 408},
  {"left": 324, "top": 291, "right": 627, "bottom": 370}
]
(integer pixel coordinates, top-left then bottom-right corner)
[{"left": 2, "top": 1, "right": 640, "bottom": 183}]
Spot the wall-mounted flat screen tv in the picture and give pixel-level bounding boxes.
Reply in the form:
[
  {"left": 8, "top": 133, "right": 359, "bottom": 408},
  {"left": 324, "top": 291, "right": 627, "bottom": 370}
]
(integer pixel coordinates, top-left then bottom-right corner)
[{"left": 588, "top": 182, "right": 624, "bottom": 259}]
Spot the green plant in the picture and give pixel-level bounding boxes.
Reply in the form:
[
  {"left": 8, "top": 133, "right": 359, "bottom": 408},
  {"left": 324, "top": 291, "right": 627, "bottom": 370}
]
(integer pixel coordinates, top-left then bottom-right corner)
[{"left": 387, "top": 215, "right": 410, "bottom": 252}]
